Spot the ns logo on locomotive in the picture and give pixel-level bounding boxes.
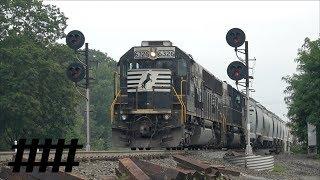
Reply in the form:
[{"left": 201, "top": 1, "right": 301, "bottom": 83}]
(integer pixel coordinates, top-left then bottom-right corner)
[{"left": 111, "top": 40, "right": 292, "bottom": 151}]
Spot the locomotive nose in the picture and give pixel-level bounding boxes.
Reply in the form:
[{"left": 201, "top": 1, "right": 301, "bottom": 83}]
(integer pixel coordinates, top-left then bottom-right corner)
[{"left": 140, "top": 124, "right": 151, "bottom": 137}]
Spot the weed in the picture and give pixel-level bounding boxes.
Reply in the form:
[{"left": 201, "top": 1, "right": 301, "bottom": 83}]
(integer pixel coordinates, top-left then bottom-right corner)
[{"left": 272, "top": 164, "right": 286, "bottom": 173}]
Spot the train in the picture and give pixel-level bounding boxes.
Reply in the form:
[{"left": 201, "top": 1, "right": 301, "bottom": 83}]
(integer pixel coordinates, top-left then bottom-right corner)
[{"left": 111, "top": 40, "right": 292, "bottom": 152}]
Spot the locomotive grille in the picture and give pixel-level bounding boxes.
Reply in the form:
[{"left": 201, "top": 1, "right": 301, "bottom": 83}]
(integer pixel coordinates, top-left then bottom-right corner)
[{"left": 127, "top": 69, "right": 171, "bottom": 93}]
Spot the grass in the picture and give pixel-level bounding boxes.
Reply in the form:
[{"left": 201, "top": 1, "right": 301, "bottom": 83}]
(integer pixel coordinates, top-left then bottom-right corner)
[
  {"left": 290, "top": 144, "right": 307, "bottom": 154},
  {"left": 117, "top": 174, "right": 129, "bottom": 180},
  {"left": 272, "top": 164, "right": 286, "bottom": 173}
]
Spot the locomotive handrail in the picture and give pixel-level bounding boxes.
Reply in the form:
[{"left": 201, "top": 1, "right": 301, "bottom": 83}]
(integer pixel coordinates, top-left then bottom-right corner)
[
  {"left": 180, "top": 78, "right": 187, "bottom": 97},
  {"left": 110, "top": 90, "right": 122, "bottom": 123},
  {"left": 171, "top": 85, "right": 186, "bottom": 124},
  {"left": 113, "top": 71, "right": 120, "bottom": 99}
]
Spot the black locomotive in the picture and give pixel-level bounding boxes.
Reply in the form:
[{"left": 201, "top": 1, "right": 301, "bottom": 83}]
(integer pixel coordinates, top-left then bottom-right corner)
[{"left": 111, "top": 41, "right": 291, "bottom": 151}]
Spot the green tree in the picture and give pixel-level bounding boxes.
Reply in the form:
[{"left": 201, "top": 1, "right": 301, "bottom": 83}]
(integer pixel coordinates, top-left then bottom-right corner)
[
  {"left": 0, "top": 0, "right": 117, "bottom": 150},
  {"left": 0, "top": 0, "right": 84, "bottom": 150},
  {"left": 0, "top": 35, "right": 85, "bottom": 149},
  {"left": 0, "top": 0, "right": 67, "bottom": 44},
  {"left": 283, "top": 38, "right": 320, "bottom": 151},
  {"left": 81, "top": 50, "right": 116, "bottom": 150}
]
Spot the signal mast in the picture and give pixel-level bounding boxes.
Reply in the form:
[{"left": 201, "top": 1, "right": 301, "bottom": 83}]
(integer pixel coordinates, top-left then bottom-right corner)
[
  {"left": 65, "top": 30, "right": 91, "bottom": 151},
  {"left": 226, "top": 28, "right": 253, "bottom": 155}
]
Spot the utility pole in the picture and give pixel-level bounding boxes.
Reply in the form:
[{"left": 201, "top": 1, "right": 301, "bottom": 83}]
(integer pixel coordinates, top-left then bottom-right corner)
[
  {"left": 244, "top": 41, "right": 253, "bottom": 155},
  {"left": 85, "top": 43, "right": 91, "bottom": 151}
]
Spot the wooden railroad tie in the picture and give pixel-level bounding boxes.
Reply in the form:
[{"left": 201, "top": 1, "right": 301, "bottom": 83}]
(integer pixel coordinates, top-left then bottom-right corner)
[{"left": 116, "top": 155, "right": 241, "bottom": 180}]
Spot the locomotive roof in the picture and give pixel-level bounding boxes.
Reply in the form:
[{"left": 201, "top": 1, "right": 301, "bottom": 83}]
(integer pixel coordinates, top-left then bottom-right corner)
[{"left": 117, "top": 45, "right": 192, "bottom": 66}]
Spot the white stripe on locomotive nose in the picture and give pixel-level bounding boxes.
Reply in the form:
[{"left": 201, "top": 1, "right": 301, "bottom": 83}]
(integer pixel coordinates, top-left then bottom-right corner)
[
  {"left": 127, "top": 89, "right": 170, "bottom": 92},
  {"left": 153, "top": 89, "right": 171, "bottom": 92},
  {"left": 127, "top": 73, "right": 171, "bottom": 77},
  {"left": 127, "top": 70, "right": 171, "bottom": 75},
  {"left": 127, "top": 80, "right": 143, "bottom": 84},
  {"left": 153, "top": 80, "right": 171, "bottom": 83},
  {"left": 127, "top": 76, "right": 142, "bottom": 79},
  {"left": 153, "top": 84, "right": 171, "bottom": 87},
  {"left": 155, "top": 76, "right": 171, "bottom": 79},
  {"left": 127, "top": 80, "right": 171, "bottom": 84},
  {"left": 127, "top": 84, "right": 171, "bottom": 88}
]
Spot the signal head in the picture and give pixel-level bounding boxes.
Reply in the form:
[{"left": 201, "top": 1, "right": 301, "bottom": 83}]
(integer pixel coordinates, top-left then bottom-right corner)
[
  {"left": 227, "top": 61, "right": 247, "bottom": 81},
  {"left": 226, "top": 28, "right": 246, "bottom": 48},
  {"left": 66, "top": 30, "right": 85, "bottom": 50},
  {"left": 66, "top": 62, "right": 85, "bottom": 82}
]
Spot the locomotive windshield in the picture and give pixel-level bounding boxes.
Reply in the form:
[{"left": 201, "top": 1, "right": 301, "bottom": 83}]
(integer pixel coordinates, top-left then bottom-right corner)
[
  {"left": 121, "top": 58, "right": 187, "bottom": 76},
  {"left": 128, "top": 60, "right": 154, "bottom": 69}
]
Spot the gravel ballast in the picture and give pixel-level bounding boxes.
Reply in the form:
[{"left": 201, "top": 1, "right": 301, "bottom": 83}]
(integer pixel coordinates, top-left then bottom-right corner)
[{"left": 1, "top": 150, "right": 319, "bottom": 180}]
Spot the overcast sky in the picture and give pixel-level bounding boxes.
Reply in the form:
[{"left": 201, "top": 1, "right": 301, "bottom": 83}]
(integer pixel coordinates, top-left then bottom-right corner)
[{"left": 47, "top": 1, "right": 319, "bottom": 122}]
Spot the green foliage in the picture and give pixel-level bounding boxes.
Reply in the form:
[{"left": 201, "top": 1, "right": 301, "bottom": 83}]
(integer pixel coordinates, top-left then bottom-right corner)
[
  {"left": 283, "top": 38, "right": 320, "bottom": 150},
  {"left": 0, "top": 35, "right": 85, "bottom": 149},
  {"left": 0, "top": 0, "right": 67, "bottom": 44},
  {"left": 0, "top": 0, "right": 117, "bottom": 150},
  {"left": 290, "top": 143, "right": 307, "bottom": 154},
  {"left": 84, "top": 50, "right": 116, "bottom": 150},
  {"left": 0, "top": 0, "right": 84, "bottom": 150},
  {"left": 272, "top": 164, "right": 286, "bottom": 173}
]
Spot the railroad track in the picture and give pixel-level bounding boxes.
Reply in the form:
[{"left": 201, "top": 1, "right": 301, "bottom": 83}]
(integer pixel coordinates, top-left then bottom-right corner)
[
  {"left": 0, "top": 149, "right": 185, "bottom": 163},
  {"left": 0, "top": 149, "right": 186, "bottom": 180}
]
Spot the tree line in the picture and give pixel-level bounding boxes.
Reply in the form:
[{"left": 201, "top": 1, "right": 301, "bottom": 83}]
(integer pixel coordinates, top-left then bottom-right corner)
[
  {"left": 0, "top": 0, "right": 116, "bottom": 150},
  {"left": 283, "top": 38, "right": 320, "bottom": 152}
]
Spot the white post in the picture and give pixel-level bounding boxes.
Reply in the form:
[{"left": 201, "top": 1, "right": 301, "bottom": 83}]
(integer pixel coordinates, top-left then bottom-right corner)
[
  {"left": 86, "top": 88, "right": 90, "bottom": 151},
  {"left": 245, "top": 41, "right": 253, "bottom": 155},
  {"left": 245, "top": 86, "right": 253, "bottom": 155}
]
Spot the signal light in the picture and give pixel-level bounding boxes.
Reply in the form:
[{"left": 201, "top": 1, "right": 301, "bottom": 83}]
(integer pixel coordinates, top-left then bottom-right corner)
[
  {"left": 226, "top": 28, "right": 246, "bottom": 48},
  {"left": 66, "top": 30, "right": 85, "bottom": 50},
  {"left": 227, "top": 61, "right": 247, "bottom": 81},
  {"left": 66, "top": 62, "right": 85, "bottom": 82}
]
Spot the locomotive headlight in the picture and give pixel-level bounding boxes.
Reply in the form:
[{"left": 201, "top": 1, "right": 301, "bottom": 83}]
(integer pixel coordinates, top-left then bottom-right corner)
[
  {"left": 121, "top": 114, "right": 127, "bottom": 120},
  {"left": 163, "top": 114, "right": 171, "bottom": 120},
  {"left": 150, "top": 51, "right": 156, "bottom": 57}
]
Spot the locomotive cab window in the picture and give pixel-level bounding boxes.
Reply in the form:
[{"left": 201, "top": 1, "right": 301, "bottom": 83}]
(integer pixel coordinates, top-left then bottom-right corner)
[
  {"left": 156, "top": 60, "right": 172, "bottom": 69},
  {"left": 129, "top": 62, "right": 140, "bottom": 70},
  {"left": 139, "top": 60, "right": 154, "bottom": 69},
  {"left": 121, "top": 62, "right": 127, "bottom": 76},
  {"left": 177, "top": 59, "right": 187, "bottom": 76}
]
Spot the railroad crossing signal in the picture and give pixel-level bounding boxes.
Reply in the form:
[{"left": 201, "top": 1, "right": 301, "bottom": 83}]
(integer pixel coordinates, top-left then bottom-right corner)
[
  {"left": 66, "top": 30, "right": 85, "bottom": 50},
  {"left": 227, "top": 61, "right": 247, "bottom": 81},
  {"left": 226, "top": 28, "right": 246, "bottom": 48},
  {"left": 66, "top": 62, "right": 85, "bottom": 83}
]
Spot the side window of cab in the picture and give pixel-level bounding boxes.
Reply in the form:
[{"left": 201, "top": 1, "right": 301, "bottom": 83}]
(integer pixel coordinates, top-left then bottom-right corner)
[
  {"left": 121, "top": 62, "right": 127, "bottom": 76},
  {"left": 178, "top": 59, "right": 187, "bottom": 76}
]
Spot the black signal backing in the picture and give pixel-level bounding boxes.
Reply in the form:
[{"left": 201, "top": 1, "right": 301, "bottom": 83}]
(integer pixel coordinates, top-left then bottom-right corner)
[
  {"left": 66, "top": 62, "right": 85, "bottom": 82},
  {"left": 227, "top": 61, "right": 247, "bottom": 81},
  {"left": 66, "top": 30, "right": 85, "bottom": 50},
  {"left": 226, "top": 28, "right": 246, "bottom": 48}
]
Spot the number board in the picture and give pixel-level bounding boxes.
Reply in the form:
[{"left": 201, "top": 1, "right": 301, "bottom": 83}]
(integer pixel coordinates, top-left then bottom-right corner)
[{"left": 134, "top": 47, "right": 175, "bottom": 59}]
